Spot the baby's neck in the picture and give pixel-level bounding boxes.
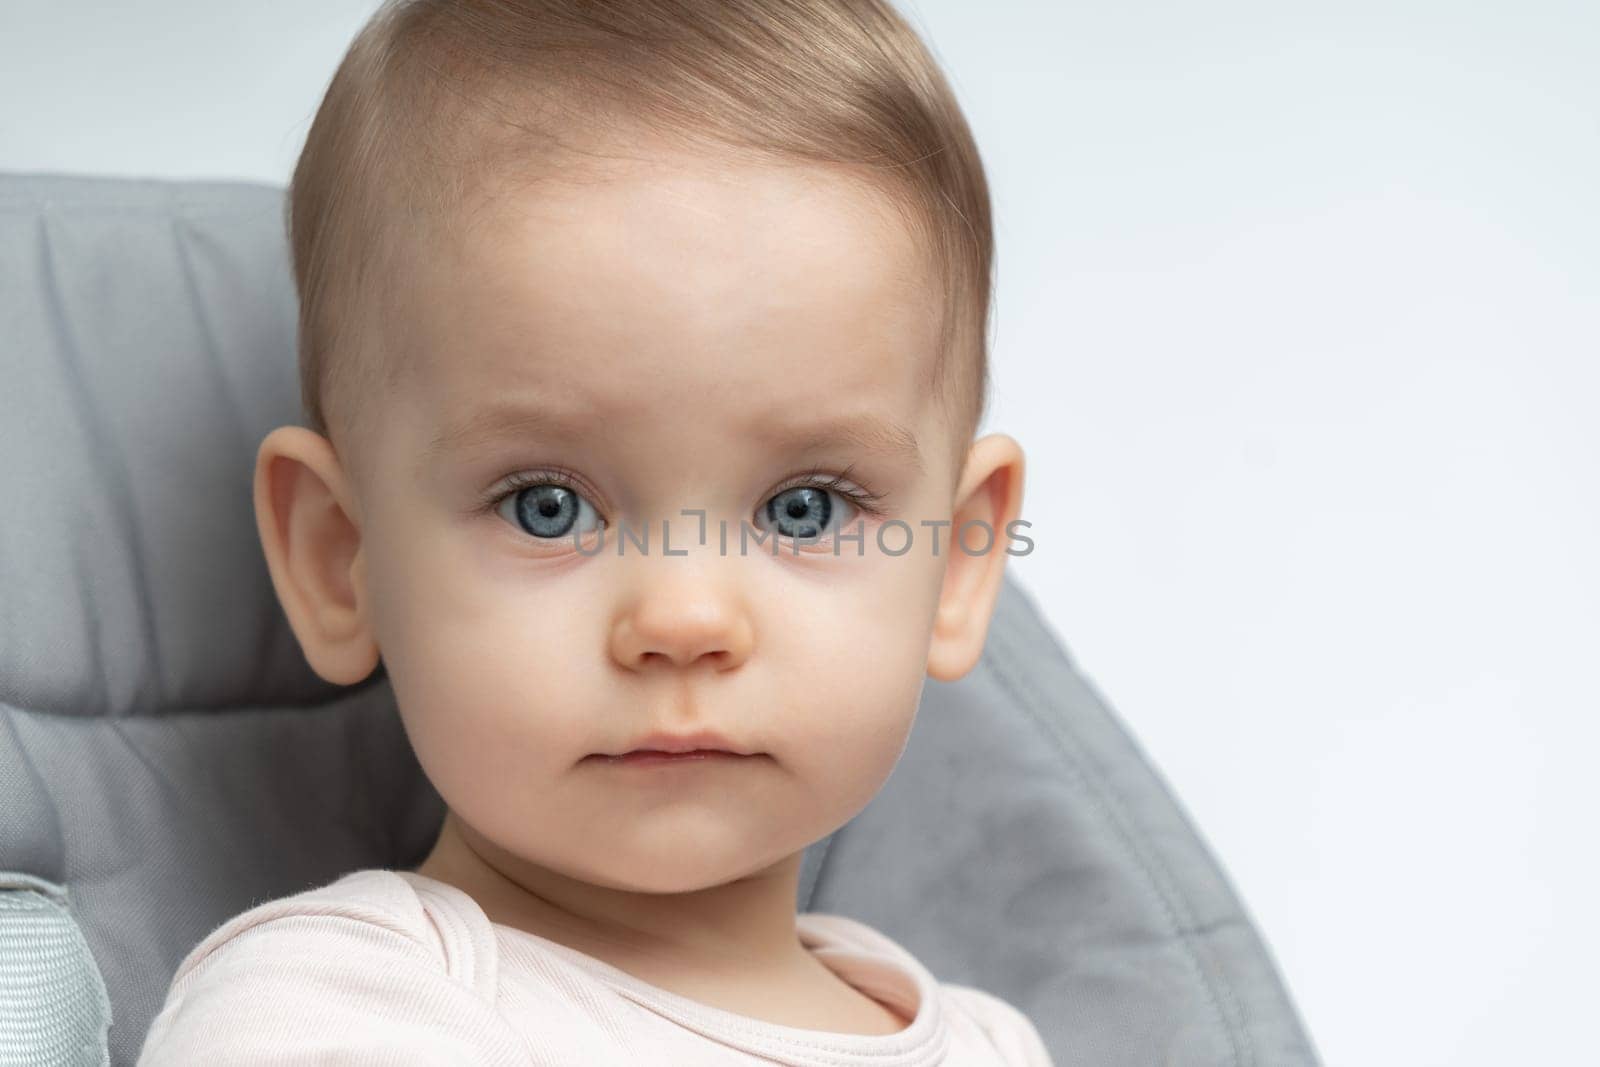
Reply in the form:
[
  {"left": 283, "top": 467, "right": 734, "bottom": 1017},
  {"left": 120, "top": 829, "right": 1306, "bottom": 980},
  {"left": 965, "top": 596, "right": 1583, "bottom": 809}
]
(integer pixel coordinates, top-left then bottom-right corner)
[
  {"left": 411, "top": 810, "right": 813, "bottom": 978},
  {"left": 411, "top": 814, "right": 913, "bottom": 1035}
]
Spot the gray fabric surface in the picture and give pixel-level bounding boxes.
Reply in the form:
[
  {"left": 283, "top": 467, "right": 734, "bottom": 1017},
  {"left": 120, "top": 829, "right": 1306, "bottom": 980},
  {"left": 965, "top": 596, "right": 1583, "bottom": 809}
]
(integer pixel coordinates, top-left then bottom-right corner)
[{"left": 0, "top": 170, "right": 1320, "bottom": 1066}]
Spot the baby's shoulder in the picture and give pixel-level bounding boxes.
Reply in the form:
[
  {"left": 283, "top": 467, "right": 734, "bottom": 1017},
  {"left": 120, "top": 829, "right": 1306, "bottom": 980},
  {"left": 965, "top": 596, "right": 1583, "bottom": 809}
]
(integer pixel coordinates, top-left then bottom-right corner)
[
  {"left": 797, "top": 913, "right": 1053, "bottom": 1065},
  {"left": 938, "top": 983, "right": 1054, "bottom": 1065},
  {"left": 140, "top": 870, "right": 521, "bottom": 1064},
  {"left": 939, "top": 981, "right": 1043, "bottom": 1033},
  {"left": 170, "top": 868, "right": 456, "bottom": 985}
]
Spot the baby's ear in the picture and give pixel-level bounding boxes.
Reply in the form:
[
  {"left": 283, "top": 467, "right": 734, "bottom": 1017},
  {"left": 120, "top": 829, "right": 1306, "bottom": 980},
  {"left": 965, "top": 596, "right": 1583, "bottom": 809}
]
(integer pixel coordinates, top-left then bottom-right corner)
[
  {"left": 925, "top": 433, "right": 1027, "bottom": 682},
  {"left": 253, "top": 426, "right": 381, "bottom": 686}
]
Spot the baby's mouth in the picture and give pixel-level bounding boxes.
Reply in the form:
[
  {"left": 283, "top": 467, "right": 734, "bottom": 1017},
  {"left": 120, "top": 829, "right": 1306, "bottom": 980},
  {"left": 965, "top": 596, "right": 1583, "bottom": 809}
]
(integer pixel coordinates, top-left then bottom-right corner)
[
  {"left": 589, "top": 749, "right": 754, "bottom": 767},
  {"left": 595, "top": 728, "right": 759, "bottom": 759}
]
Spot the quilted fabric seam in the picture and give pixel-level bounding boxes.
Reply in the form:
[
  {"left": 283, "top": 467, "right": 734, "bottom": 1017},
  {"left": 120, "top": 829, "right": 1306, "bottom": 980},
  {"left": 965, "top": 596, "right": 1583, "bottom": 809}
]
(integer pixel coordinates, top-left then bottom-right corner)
[{"left": 981, "top": 590, "right": 1253, "bottom": 1067}]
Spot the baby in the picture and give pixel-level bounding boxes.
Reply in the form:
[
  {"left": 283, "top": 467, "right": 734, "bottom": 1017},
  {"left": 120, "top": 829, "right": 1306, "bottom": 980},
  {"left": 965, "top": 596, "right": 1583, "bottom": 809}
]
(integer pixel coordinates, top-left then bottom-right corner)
[{"left": 138, "top": 0, "right": 1044, "bottom": 1063}]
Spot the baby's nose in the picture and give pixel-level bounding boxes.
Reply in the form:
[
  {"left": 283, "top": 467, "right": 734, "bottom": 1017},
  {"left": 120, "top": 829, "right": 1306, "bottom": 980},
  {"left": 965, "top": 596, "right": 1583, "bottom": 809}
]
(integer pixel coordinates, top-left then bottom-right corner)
[{"left": 608, "top": 583, "right": 754, "bottom": 672}]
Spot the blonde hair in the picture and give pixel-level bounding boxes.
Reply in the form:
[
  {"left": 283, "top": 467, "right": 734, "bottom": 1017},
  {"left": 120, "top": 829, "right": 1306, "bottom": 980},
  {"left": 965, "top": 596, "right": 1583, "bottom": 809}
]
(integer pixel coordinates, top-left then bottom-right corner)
[{"left": 288, "top": 0, "right": 994, "bottom": 478}]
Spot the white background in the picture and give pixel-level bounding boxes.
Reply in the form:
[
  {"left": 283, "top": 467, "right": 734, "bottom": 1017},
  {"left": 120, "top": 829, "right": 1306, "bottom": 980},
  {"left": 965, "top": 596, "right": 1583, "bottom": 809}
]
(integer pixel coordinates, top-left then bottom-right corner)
[{"left": 5, "top": 1, "right": 1595, "bottom": 1063}]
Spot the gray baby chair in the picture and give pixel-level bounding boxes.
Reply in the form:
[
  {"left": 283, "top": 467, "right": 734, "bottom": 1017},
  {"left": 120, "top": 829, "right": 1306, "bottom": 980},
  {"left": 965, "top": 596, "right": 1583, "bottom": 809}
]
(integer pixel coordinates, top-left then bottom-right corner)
[{"left": 0, "top": 171, "right": 1320, "bottom": 1067}]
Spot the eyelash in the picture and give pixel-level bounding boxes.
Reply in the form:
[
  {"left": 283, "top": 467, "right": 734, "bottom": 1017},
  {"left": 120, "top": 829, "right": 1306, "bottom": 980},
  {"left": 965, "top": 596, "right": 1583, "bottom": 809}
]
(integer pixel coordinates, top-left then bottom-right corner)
[{"left": 476, "top": 464, "right": 887, "bottom": 521}]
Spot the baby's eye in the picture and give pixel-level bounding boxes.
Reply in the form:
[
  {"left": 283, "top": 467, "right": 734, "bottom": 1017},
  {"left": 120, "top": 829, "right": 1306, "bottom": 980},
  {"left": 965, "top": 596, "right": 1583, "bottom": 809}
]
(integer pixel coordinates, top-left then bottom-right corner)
[
  {"left": 754, "top": 485, "right": 859, "bottom": 542},
  {"left": 496, "top": 483, "right": 605, "bottom": 541}
]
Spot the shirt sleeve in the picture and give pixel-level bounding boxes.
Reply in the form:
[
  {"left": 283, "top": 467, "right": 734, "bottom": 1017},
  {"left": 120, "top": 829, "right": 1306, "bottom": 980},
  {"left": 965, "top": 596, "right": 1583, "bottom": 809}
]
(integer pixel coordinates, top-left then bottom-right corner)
[
  {"left": 943, "top": 983, "right": 1057, "bottom": 1066},
  {"left": 136, "top": 906, "right": 527, "bottom": 1066}
]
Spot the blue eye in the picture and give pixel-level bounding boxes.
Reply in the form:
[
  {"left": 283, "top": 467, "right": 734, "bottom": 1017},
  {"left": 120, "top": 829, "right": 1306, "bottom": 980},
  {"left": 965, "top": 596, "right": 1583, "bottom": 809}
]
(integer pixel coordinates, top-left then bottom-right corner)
[
  {"left": 757, "top": 485, "right": 858, "bottom": 541},
  {"left": 496, "top": 482, "right": 604, "bottom": 540},
  {"left": 483, "top": 469, "right": 883, "bottom": 547}
]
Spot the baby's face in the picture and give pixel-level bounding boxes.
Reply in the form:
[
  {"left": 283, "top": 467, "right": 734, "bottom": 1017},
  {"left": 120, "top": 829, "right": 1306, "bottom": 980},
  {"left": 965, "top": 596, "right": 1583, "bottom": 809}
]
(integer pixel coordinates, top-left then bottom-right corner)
[{"left": 355, "top": 145, "right": 960, "bottom": 893}]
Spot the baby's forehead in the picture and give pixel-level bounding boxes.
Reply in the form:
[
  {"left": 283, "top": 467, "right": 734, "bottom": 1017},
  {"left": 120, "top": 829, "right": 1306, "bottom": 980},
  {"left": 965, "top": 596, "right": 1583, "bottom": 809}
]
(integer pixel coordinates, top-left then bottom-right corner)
[
  {"left": 446, "top": 145, "right": 932, "bottom": 298},
  {"left": 395, "top": 152, "right": 940, "bottom": 392},
  {"left": 358, "top": 138, "right": 956, "bottom": 492}
]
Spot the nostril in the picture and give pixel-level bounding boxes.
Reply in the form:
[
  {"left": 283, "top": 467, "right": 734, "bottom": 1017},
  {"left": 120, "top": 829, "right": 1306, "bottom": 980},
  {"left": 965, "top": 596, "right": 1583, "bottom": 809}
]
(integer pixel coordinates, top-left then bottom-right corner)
[{"left": 638, "top": 648, "right": 733, "bottom": 669}]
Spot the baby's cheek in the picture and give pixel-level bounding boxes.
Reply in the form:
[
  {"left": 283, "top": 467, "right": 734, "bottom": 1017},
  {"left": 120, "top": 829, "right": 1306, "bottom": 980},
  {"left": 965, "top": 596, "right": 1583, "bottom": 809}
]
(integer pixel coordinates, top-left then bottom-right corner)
[
  {"left": 382, "top": 609, "right": 599, "bottom": 810},
  {"left": 771, "top": 624, "right": 928, "bottom": 815}
]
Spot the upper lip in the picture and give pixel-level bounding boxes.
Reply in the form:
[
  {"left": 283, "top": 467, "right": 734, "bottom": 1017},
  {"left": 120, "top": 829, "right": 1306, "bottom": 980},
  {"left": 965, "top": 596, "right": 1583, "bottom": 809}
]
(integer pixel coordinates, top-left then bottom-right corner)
[{"left": 608, "top": 729, "right": 756, "bottom": 756}]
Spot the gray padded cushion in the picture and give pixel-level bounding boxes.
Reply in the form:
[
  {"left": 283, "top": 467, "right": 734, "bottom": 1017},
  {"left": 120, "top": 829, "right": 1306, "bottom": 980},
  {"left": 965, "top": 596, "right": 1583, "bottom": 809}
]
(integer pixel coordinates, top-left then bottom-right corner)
[{"left": 0, "top": 171, "right": 1319, "bottom": 1066}]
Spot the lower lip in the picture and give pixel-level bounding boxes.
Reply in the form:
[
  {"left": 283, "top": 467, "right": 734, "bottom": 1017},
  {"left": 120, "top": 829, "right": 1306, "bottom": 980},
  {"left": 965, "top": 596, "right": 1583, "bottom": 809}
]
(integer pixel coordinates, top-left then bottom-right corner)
[{"left": 594, "top": 749, "right": 752, "bottom": 767}]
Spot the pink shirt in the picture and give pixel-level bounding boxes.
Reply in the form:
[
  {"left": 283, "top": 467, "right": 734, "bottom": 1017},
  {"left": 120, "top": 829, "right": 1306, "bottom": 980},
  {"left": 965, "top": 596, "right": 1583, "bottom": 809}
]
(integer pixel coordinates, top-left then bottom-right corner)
[{"left": 138, "top": 868, "right": 1054, "bottom": 1065}]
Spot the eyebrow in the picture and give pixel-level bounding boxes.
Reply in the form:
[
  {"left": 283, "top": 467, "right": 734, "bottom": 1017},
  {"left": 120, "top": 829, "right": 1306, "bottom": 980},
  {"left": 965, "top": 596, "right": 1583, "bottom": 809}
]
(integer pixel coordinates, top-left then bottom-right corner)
[
  {"left": 762, "top": 411, "right": 924, "bottom": 474},
  {"left": 421, "top": 405, "right": 588, "bottom": 468},
  {"left": 421, "top": 402, "right": 923, "bottom": 473}
]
